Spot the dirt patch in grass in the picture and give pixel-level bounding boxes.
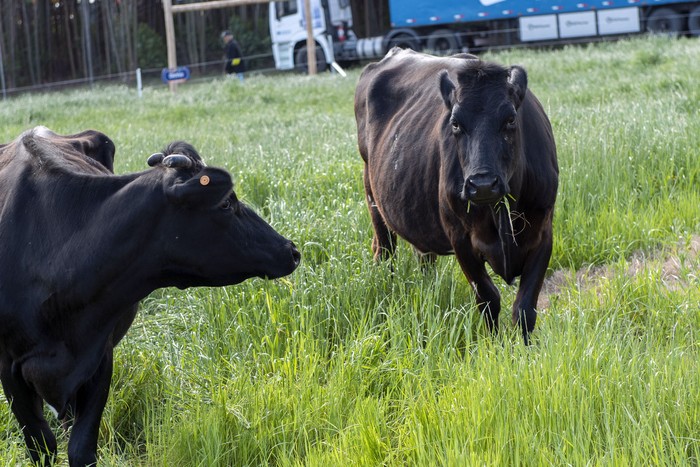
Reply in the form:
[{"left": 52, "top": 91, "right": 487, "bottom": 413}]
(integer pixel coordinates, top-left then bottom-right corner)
[{"left": 538, "top": 235, "right": 700, "bottom": 310}]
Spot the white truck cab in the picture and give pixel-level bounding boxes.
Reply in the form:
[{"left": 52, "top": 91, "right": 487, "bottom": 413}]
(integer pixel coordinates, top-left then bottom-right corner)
[{"left": 269, "top": 0, "right": 354, "bottom": 71}]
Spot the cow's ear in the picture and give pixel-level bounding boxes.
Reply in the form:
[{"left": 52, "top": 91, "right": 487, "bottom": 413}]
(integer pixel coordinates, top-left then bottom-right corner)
[
  {"left": 166, "top": 167, "right": 233, "bottom": 208},
  {"left": 439, "top": 70, "right": 456, "bottom": 110},
  {"left": 508, "top": 66, "right": 528, "bottom": 107}
]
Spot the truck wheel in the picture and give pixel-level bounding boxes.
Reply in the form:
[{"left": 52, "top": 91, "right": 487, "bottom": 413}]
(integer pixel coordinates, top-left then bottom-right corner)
[
  {"left": 388, "top": 33, "right": 420, "bottom": 51},
  {"left": 689, "top": 5, "right": 700, "bottom": 36},
  {"left": 427, "top": 29, "right": 459, "bottom": 55},
  {"left": 295, "top": 45, "right": 327, "bottom": 73},
  {"left": 646, "top": 7, "right": 684, "bottom": 36}
]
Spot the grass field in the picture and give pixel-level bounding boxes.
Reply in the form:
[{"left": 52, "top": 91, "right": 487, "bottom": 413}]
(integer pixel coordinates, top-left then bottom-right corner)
[{"left": 1, "top": 36, "right": 698, "bottom": 465}]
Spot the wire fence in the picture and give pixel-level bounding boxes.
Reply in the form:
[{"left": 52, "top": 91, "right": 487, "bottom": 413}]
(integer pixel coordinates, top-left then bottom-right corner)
[
  {"left": 0, "top": 50, "right": 281, "bottom": 100},
  {"left": 2, "top": 22, "right": 698, "bottom": 100}
]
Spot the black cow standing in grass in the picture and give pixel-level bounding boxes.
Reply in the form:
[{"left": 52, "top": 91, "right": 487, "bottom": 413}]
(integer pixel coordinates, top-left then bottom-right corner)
[
  {"left": 355, "top": 48, "right": 558, "bottom": 344},
  {"left": 0, "top": 127, "right": 300, "bottom": 466}
]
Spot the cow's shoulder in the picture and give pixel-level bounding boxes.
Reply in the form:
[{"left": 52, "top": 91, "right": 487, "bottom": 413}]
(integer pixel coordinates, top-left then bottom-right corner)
[
  {"left": 358, "top": 49, "right": 470, "bottom": 124},
  {"left": 17, "top": 127, "right": 111, "bottom": 176},
  {"left": 0, "top": 139, "right": 19, "bottom": 174}
]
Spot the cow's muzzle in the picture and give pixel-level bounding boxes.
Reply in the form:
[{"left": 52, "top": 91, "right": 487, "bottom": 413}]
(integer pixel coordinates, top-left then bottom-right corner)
[
  {"left": 463, "top": 174, "right": 506, "bottom": 205},
  {"left": 290, "top": 242, "right": 302, "bottom": 268}
]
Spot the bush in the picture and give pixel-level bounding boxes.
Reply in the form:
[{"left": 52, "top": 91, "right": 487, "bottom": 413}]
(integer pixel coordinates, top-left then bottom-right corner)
[{"left": 137, "top": 23, "right": 167, "bottom": 69}]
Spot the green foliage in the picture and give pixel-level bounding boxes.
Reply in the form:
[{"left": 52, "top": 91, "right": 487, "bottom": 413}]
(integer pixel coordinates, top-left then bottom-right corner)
[
  {"left": 136, "top": 23, "right": 167, "bottom": 69},
  {"left": 226, "top": 16, "right": 273, "bottom": 70},
  {"left": 227, "top": 16, "right": 271, "bottom": 57},
  {"left": 0, "top": 37, "right": 699, "bottom": 466}
]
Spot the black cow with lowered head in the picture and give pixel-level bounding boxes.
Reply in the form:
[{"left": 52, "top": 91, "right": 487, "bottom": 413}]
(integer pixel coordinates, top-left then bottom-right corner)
[
  {"left": 355, "top": 48, "right": 558, "bottom": 344},
  {"left": 0, "top": 127, "right": 300, "bottom": 466}
]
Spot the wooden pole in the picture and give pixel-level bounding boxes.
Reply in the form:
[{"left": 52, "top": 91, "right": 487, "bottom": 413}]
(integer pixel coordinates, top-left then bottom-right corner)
[
  {"left": 162, "top": 0, "right": 178, "bottom": 92},
  {"left": 171, "top": 0, "right": 266, "bottom": 13},
  {"left": 303, "top": 0, "right": 317, "bottom": 75}
]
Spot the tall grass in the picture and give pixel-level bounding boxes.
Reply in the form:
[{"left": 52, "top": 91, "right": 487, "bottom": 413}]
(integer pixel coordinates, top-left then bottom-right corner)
[{"left": 1, "top": 37, "right": 698, "bottom": 465}]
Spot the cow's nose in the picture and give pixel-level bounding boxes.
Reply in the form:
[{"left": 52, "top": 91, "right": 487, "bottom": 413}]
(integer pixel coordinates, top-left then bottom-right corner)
[
  {"left": 290, "top": 242, "right": 301, "bottom": 268},
  {"left": 466, "top": 175, "right": 501, "bottom": 203}
]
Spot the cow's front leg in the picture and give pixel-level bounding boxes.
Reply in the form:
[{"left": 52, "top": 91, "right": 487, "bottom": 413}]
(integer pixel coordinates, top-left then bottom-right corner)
[
  {"left": 512, "top": 225, "right": 553, "bottom": 345},
  {"left": 453, "top": 241, "right": 501, "bottom": 334},
  {"left": 0, "top": 357, "right": 57, "bottom": 465},
  {"left": 67, "top": 349, "right": 113, "bottom": 467},
  {"left": 364, "top": 165, "right": 396, "bottom": 260}
]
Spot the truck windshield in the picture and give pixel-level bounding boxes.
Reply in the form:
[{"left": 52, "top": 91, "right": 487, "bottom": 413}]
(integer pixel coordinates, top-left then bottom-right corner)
[{"left": 275, "top": 1, "right": 298, "bottom": 20}]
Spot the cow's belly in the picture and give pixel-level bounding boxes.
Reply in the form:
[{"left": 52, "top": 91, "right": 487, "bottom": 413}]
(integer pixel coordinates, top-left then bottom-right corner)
[{"left": 371, "top": 177, "right": 453, "bottom": 255}]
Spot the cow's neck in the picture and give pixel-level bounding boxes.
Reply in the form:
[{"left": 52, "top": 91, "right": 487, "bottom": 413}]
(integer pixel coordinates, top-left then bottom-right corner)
[{"left": 47, "top": 172, "right": 165, "bottom": 309}]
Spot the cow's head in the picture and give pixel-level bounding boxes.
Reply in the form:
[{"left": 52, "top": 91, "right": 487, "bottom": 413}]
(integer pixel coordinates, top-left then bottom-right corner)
[
  {"left": 147, "top": 142, "right": 300, "bottom": 288},
  {"left": 439, "top": 61, "right": 527, "bottom": 207}
]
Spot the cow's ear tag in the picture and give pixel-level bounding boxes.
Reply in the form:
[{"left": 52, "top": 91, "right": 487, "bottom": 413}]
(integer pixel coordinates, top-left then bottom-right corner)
[{"left": 200, "top": 175, "right": 210, "bottom": 186}]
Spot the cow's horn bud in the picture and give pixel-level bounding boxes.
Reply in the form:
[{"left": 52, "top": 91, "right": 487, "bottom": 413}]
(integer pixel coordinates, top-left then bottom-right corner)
[
  {"left": 147, "top": 152, "right": 164, "bottom": 166},
  {"left": 162, "top": 154, "right": 193, "bottom": 169}
]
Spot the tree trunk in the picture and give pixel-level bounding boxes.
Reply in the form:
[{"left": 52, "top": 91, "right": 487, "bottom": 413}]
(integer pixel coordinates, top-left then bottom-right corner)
[
  {"left": 0, "top": 0, "right": 7, "bottom": 95},
  {"left": 65, "top": 0, "right": 79, "bottom": 80},
  {"left": 80, "top": 0, "right": 94, "bottom": 84},
  {"left": 20, "top": 0, "right": 37, "bottom": 85}
]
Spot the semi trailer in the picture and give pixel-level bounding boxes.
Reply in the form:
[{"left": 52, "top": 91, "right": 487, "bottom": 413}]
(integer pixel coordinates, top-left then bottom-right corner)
[{"left": 269, "top": 0, "right": 700, "bottom": 70}]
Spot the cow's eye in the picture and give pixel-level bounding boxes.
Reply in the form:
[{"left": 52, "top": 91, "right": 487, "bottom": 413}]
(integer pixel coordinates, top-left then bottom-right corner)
[
  {"left": 450, "top": 119, "right": 461, "bottom": 133},
  {"left": 505, "top": 116, "right": 517, "bottom": 130}
]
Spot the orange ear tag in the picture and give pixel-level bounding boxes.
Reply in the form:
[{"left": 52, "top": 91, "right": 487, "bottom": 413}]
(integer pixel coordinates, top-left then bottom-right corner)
[{"left": 200, "top": 175, "right": 210, "bottom": 186}]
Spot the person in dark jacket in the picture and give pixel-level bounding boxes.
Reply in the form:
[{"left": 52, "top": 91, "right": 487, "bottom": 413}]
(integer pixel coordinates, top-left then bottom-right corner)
[{"left": 221, "top": 30, "right": 245, "bottom": 81}]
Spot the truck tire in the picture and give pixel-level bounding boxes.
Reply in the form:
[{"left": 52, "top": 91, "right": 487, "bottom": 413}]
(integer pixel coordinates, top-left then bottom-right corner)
[
  {"left": 645, "top": 7, "right": 684, "bottom": 36},
  {"left": 295, "top": 45, "right": 327, "bottom": 74},
  {"left": 387, "top": 33, "right": 420, "bottom": 51},
  {"left": 427, "top": 29, "right": 459, "bottom": 55},
  {"left": 689, "top": 4, "right": 700, "bottom": 36}
]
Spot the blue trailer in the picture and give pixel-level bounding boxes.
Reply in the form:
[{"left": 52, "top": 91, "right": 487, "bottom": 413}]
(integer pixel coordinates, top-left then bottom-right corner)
[{"left": 269, "top": 0, "right": 700, "bottom": 70}]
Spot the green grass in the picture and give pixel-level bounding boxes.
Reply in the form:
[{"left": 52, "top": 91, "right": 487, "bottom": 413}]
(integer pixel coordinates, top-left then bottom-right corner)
[{"left": 1, "top": 36, "right": 699, "bottom": 465}]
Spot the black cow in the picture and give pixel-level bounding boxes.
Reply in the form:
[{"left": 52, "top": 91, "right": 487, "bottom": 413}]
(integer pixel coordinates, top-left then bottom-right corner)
[
  {"left": 0, "top": 127, "right": 300, "bottom": 466},
  {"left": 355, "top": 48, "right": 558, "bottom": 344}
]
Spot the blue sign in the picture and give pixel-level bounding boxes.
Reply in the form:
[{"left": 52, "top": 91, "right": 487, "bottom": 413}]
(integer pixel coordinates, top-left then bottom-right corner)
[{"left": 161, "top": 66, "right": 190, "bottom": 83}]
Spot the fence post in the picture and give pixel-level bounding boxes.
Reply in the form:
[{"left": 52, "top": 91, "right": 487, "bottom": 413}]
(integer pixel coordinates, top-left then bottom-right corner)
[{"left": 136, "top": 68, "right": 143, "bottom": 98}]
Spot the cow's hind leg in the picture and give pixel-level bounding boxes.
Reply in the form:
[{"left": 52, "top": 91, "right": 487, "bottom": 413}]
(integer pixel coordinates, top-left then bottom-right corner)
[
  {"left": 0, "top": 358, "right": 57, "bottom": 465},
  {"left": 67, "top": 350, "right": 114, "bottom": 467},
  {"left": 364, "top": 166, "right": 396, "bottom": 260}
]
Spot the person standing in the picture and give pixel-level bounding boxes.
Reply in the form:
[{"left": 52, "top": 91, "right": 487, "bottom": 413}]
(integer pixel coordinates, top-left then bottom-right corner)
[{"left": 221, "top": 30, "right": 245, "bottom": 81}]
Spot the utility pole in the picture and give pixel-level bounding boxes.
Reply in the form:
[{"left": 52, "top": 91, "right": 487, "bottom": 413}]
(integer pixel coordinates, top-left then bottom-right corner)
[
  {"left": 303, "top": 0, "right": 317, "bottom": 75},
  {"left": 162, "top": 0, "right": 178, "bottom": 92}
]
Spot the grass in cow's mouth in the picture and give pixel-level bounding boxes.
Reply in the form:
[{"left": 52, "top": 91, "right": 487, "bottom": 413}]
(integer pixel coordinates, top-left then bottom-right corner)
[{"left": 494, "top": 194, "right": 519, "bottom": 245}]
